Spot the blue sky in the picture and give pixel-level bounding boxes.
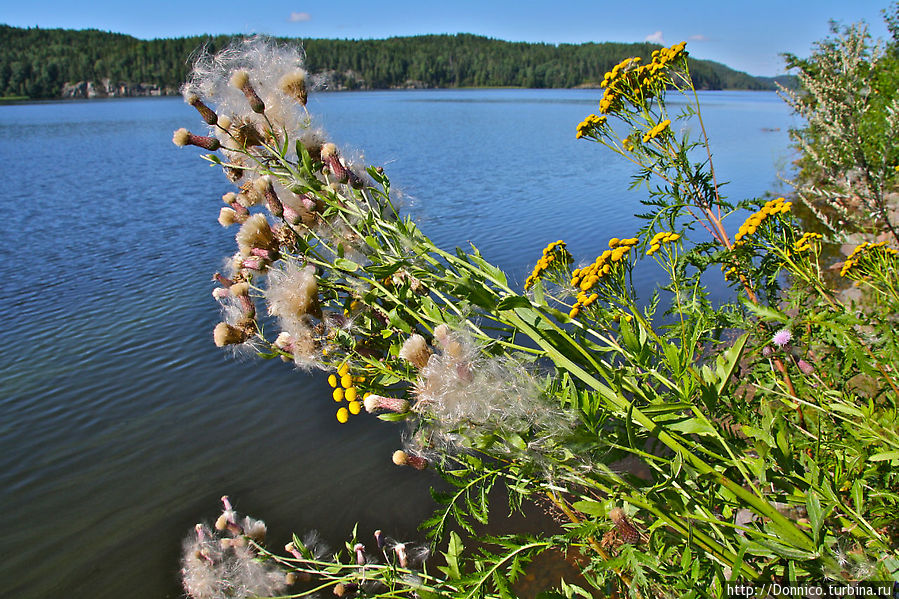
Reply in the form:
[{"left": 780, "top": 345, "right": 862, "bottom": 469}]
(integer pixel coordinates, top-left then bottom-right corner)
[{"left": 2, "top": 0, "right": 893, "bottom": 76}]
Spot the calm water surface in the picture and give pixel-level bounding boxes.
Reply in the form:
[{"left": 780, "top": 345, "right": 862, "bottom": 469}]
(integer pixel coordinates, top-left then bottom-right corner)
[{"left": 0, "top": 90, "right": 797, "bottom": 598}]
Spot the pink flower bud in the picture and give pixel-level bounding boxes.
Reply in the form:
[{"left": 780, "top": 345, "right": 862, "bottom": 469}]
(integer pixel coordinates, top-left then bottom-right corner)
[
  {"left": 172, "top": 128, "right": 220, "bottom": 151},
  {"left": 797, "top": 358, "right": 815, "bottom": 375},
  {"left": 250, "top": 247, "right": 279, "bottom": 261},
  {"left": 241, "top": 256, "right": 268, "bottom": 271},
  {"left": 285, "top": 542, "right": 304, "bottom": 560},
  {"left": 363, "top": 394, "right": 410, "bottom": 414},
  {"left": 321, "top": 143, "right": 349, "bottom": 183},
  {"left": 186, "top": 93, "right": 218, "bottom": 125},
  {"left": 298, "top": 193, "right": 316, "bottom": 212},
  {"left": 392, "top": 450, "right": 427, "bottom": 470},
  {"left": 282, "top": 205, "right": 304, "bottom": 225},
  {"left": 213, "top": 273, "right": 233, "bottom": 288},
  {"left": 393, "top": 543, "right": 408, "bottom": 568},
  {"left": 354, "top": 543, "right": 366, "bottom": 566}
]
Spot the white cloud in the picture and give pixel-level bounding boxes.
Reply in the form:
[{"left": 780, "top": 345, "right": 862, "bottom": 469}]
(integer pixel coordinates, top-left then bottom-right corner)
[
  {"left": 689, "top": 34, "right": 709, "bottom": 42},
  {"left": 288, "top": 12, "right": 311, "bottom": 22},
  {"left": 645, "top": 30, "right": 664, "bottom": 44}
]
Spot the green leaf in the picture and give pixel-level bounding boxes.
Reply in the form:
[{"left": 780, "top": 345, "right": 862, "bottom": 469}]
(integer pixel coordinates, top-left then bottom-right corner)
[
  {"left": 869, "top": 450, "right": 899, "bottom": 462},
  {"left": 377, "top": 412, "right": 409, "bottom": 422},
  {"left": 740, "top": 299, "right": 789, "bottom": 323},
  {"left": 571, "top": 500, "right": 606, "bottom": 518},
  {"left": 441, "top": 532, "right": 464, "bottom": 580},
  {"left": 806, "top": 491, "right": 823, "bottom": 545},
  {"left": 334, "top": 257, "right": 359, "bottom": 272},
  {"left": 668, "top": 417, "right": 716, "bottom": 436},
  {"left": 716, "top": 333, "right": 749, "bottom": 396},
  {"left": 496, "top": 295, "right": 532, "bottom": 312},
  {"left": 851, "top": 480, "right": 864, "bottom": 514}
]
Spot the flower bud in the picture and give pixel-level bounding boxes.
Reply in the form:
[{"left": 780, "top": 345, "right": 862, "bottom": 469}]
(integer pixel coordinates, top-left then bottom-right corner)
[
  {"left": 392, "top": 450, "right": 428, "bottom": 470},
  {"left": 363, "top": 394, "right": 410, "bottom": 414},
  {"left": 797, "top": 358, "right": 815, "bottom": 375},
  {"left": 609, "top": 507, "right": 640, "bottom": 544},
  {"left": 172, "top": 128, "right": 220, "bottom": 151},
  {"left": 393, "top": 543, "right": 408, "bottom": 568},
  {"left": 187, "top": 93, "right": 218, "bottom": 125},
  {"left": 253, "top": 176, "right": 283, "bottom": 217},
  {"left": 231, "top": 69, "right": 265, "bottom": 113},
  {"left": 285, "top": 542, "right": 304, "bottom": 560},
  {"left": 321, "top": 143, "right": 350, "bottom": 183},
  {"left": 354, "top": 543, "right": 366, "bottom": 566},
  {"left": 334, "top": 583, "right": 358, "bottom": 597}
]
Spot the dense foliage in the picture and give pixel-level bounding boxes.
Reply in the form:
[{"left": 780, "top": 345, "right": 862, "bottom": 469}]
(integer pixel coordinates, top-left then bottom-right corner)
[
  {"left": 171, "top": 35, "right": 898, "bottom": 599},
  {"left": 0, "top": 24, "right": 781, "bottom": 99},
  {"left": 779, "top": 3, "right": 899, "bottom": 241}
]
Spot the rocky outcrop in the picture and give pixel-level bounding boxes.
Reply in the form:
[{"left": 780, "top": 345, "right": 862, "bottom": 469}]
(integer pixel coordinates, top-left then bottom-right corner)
[{"left": 60, "top": 79, "right": 178, "bottom": 99}]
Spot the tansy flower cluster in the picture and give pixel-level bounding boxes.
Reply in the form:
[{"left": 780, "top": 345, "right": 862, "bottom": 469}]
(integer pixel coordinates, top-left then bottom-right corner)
[
  {"left": 569, "top": 291, "right": 599, "bottom": 319},
  {"left": 328, "top": 362, "right": 366, "bottom": 423},
  {"left": 576, "top": 114, "right": 608, "bottom": 139},
  {"left": 570, "top": 237, "right": 639, "bottom": 293},
  {"left": 734, "top": 197, "right": 792, "bottom": 246},
  {"left": 840, "top": 241, "right": 898, "bottom": 277},
  {"left": 642, "top": 119, "right": 671, "bottom": 144},
  {"left": 524, "top": 240, "right": 571, "bottom": 289},
  {"left": 596, "top": 42, "right": 688, "bottom": 116},
  {"left": 646, "top": 231, "right": 681, "bottom": 256},
  {"left": 792, "top": 231, "right": 823, "bottom": 253}
]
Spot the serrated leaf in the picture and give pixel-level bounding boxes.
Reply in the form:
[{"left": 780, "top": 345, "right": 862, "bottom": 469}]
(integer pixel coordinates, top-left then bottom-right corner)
[
  {"left": 441, "top": 532, "right": 463, "bottom": 580},
  {"left": 741, "top": 299, "right": 789, "bottom": 323}
]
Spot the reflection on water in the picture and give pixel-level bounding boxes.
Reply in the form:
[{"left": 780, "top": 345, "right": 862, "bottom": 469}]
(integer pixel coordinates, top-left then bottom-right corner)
[{"left": 0, "top": 90, "right": 796, "bottom": 598}]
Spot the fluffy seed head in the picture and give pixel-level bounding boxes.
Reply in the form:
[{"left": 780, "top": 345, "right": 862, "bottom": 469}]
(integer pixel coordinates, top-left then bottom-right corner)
[
  {"left": 173, "top": 128, "right": 191, "bottom": 146},
  {"left": 214, "top": 322, "right": 250, "bottom": 347},
  {"left": 399, "top": 334, "right": 431, "bottom": 369},
  {"left": 321, "top": 143, "right": 338, "bottom": 159},
  {"left": 433, "top": 324, "right": 450, "bottom": 346},
  {"left": 230, "top": 69, "right": 250, "bottom": 90},
  {"left": 266, "top": 263, "right": 319, "bottom": 320},
  {"left": 236, "top": 214, "right": 276, "bottom": 257},
  {"left": 218, "top": 207, "right": 238, "bottom": 227},
  {"left": 230, "top": 282, "right": 250, "bottom": 296},
  {"left": 279, "top": 70, "right": 308, "bottom": 105}
]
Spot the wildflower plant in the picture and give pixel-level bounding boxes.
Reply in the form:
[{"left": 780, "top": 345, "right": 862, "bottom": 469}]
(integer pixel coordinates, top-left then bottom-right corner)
[
  {"left": 174, "top": 37, "right": 899, "bottom": 598},
  {"left": 779, "top": 17, "right": 899, "bottom": 242}
]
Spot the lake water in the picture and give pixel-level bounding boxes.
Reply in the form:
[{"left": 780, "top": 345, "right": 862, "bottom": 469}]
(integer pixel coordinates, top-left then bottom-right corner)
[{"left": 0, "top": 89, "right": 797, "bottom": 598}]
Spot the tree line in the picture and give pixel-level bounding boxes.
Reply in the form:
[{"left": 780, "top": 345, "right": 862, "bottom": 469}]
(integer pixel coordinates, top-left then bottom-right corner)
[{"left": 0, "top": 24, "right": 783, "bottom": 99}]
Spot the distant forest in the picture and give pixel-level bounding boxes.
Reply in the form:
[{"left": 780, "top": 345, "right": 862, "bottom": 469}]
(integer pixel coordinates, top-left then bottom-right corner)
[{"left": 0, "top": 25, "right": 794, "bottom": 99}]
